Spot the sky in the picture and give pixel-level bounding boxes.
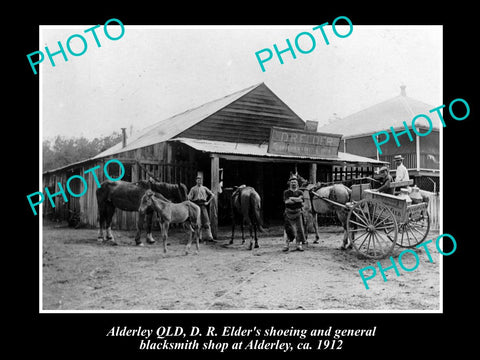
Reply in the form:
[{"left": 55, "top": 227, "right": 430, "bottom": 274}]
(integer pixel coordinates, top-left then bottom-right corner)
[{"left": 40, "top": 24, "right": 442, "bottom": 140}]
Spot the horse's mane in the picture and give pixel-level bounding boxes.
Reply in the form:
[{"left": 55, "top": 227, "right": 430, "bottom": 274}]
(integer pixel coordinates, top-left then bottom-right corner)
[
  {"left": 144, "top": 189, "right": 172, "bottom": 203},
  {"left": 146, "top": 179, "right": 188, "bottom": 202},
  {"left": 153, "top": 192, "right": 172, "bottom": 203},
  {"left": 135, "top": 180, "right": 151, "bottom": 189}
]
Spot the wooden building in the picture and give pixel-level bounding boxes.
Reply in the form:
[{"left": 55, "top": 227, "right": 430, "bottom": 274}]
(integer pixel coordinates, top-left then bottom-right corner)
[
  {"left": 43, "top": 83, "right": 385, "bottom": 235},
  {"left": 317, "top": 86, "right": 440, "bottom": 192}
]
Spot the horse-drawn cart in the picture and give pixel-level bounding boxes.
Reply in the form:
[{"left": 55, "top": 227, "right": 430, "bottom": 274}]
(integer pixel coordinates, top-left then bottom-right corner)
[{"left": 310, "top": 179, "right": 430, "bottom": 259}]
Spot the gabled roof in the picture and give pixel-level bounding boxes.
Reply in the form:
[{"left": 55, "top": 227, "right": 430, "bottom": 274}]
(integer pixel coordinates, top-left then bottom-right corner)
[
  {"left": 93, "top": 83, "right": 264, "bottom": 159},
  {"left": 317, "top": 91, "right": 437, "bottom": 138}
]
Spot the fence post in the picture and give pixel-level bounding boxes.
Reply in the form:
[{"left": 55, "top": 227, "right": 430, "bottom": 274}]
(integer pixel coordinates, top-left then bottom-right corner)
[{"left": 210, "top": 155, "right": 220, "bottom": 240}]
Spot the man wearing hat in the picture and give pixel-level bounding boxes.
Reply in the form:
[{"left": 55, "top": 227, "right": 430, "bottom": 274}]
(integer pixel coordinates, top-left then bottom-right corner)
[
  {"left": 188, "top": 174, "right": 214, "bottom": 242},
  {"left": 374, "top": 166, "right": 394, "bottom": 194},
  {"left": 282, "top": 174, "right": 306, "bottom": 252},
  {"left": 394, "top": 155, "right": 410, "bottom": 182}
]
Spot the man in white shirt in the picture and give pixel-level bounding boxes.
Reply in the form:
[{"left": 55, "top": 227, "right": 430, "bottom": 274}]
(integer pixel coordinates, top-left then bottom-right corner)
[
  {"left": 394, "top": 155, "right": 410, "bottom": 182},
  {"left": 188, "top": 175, "right": 214, "bottom": 242}
]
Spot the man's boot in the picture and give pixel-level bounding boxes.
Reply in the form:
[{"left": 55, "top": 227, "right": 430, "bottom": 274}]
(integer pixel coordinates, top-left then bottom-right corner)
[{"left": 203, "top": 225, "right": 214, "bottom": 242}]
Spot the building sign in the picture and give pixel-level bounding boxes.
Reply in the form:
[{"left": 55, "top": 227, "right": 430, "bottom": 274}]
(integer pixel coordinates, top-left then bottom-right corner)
[
  {"left": 268, "top": 127, "right": 342, "bottom": 158},
  {"left": 304, "top": 120, "right": 319, "bottom": 132}
]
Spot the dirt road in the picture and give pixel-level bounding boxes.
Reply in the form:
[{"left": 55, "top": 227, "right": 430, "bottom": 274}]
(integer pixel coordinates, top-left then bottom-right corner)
[{"left": 42, "top": 221, "right": 440, "bottom": 311}]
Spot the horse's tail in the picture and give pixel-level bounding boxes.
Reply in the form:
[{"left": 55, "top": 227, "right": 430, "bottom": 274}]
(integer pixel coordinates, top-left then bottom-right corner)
[
  {"left": 95, "top": 181, "right": 116, "bottom": 227},
  {"left": 250, "top": 191, "right": 264, "bottom": 232},
  {"left": 178, "top": 183, "right": 189, "bottom": 202}
]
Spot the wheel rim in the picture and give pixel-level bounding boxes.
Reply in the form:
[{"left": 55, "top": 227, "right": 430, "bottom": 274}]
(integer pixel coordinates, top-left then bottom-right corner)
[
  {"left": 396, "top": 210, "right": 430, "bottom": 248},
  {"left": 347, "top": 199, "right": 397, "bottom": 259}
]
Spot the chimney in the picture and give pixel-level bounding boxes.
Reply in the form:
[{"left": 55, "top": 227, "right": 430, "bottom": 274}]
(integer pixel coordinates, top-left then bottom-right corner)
[
  {"left": 121, "top": 127, "right": 127, "bottom": 148},
  {"left": 400, "top": 85, "right": 406, "bottom": 97}
]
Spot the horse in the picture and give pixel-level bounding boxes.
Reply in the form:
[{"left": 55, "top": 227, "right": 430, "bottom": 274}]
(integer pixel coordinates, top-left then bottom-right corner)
[
  {"left": 228, "top": 185, "right": 264, "bottom": 250},
  {"left": 296, "top": 174, "right": 353, "bottom": 250},
  {"left": 138, "top": 189, "right": 201, "bottom": 254},
  {"left": 299, "top": 182, "right": 321, "bottom": 243},
  {"left": 95, "top": 178, "right": 188, "bottom": 245}
]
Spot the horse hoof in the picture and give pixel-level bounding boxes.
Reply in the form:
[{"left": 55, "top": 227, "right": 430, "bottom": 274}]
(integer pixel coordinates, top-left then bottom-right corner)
[
  {"left": 228, "top": 240, "right": 233, "bottom": 245},
  {"left": 313, "top": 240, "right": 319, "bottom": 244},
  {"left": 136, "top": 242, "right": 144, "bottom": 247},
  {"left": 254, "top": 244, "right": 259, "bottom": 249},
  {"left": 184, "top": 251, "right": 189, "bottom": 256}
]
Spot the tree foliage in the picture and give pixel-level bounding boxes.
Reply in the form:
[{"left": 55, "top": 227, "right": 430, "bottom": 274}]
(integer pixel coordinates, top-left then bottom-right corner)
[{"left": 43, "top": 131, "right": 123, "bottom": 171}]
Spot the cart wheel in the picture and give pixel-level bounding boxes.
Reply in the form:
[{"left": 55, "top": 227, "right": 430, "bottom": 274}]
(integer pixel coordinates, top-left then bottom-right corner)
[
  {"left": 396, "top": 210, "right": 430, "bottom": 248},
  {"left": 347, "top": 198, "right": 397, "bottom": 259}
]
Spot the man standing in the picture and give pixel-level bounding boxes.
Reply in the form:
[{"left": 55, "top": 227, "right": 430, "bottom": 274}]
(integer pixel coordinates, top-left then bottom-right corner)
[
  {"left": 394, "top": 155, "right": 410, "bottom": 182},
  {"left": 188, "top": 175, "right": 214, "bottom": 242},
  {"left": 283, "top": 174, "right": 306, "bottom": 252}
]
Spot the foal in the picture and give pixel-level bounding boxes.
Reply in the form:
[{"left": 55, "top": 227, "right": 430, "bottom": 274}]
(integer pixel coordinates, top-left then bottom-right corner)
[{"left": 139, "top": 190, "right": 201, "bottom": 254}]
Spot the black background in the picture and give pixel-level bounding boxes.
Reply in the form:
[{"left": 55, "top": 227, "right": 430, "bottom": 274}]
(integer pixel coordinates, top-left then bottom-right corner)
[{"left": 15, "top": 3, "right": 475, "bottom": 358}]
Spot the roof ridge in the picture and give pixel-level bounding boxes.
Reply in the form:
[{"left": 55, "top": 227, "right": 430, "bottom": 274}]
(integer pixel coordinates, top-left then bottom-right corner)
[
  {"left": 93, "top": 83, "right": 264, "bottom": 159},
  {"left": 341, "top": 95, "right": 401, "bottom": 120},
  {"left": 317, "top": 92, "right": 438, "bottom": 137}
]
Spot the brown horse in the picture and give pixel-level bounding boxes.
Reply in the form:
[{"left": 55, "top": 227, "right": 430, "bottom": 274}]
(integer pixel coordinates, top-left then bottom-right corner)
[
  {"left": 296, "top": 174, "right": 352, "bottom": 250},
  {"left": 139, "top": 190, "right": 201, "bottom": 254},
  {"left": 229, "top": 185, "right": 264, "bottom": 250},
  {"left": 96, "top": 178, "right": 188, "bottom": 245}
]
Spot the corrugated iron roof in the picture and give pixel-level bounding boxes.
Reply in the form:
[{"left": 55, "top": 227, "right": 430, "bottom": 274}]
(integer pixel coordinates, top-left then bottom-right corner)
[
  {"left": 93, "top": 83, "right": 263, "bottom": 159},
  {"left": 170, "top": 137, "right": 386, "bottom": 165},
  {"left": 317, "top": 94, "right": 438, "bottom": 138}
]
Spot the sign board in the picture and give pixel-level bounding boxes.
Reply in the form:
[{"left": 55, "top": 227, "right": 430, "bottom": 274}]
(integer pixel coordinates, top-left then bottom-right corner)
[
  {"left": 304, "top": 120, "right": 319, "bottom": 132},
  {"left": 267, "top": 127, "right": 342, "bottom": 158}
]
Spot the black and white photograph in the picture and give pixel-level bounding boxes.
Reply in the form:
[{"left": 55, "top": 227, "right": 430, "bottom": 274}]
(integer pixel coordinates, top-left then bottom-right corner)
[
  {"left": 17, "top": 6, "right": 476, "bottom": 357},
  {"left": 39, "top": 24, "right": 442, "bottom": 312}
]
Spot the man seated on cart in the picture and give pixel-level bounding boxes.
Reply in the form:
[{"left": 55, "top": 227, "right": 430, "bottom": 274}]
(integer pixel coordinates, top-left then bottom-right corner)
[{"left": 373, "top": 166, "right": 394, "bottom": 195}]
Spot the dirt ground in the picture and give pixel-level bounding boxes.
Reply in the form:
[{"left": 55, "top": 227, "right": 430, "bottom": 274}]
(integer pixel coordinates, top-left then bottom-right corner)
[{"left": 42, "top": 220, "right": 441, "bottom": 311}]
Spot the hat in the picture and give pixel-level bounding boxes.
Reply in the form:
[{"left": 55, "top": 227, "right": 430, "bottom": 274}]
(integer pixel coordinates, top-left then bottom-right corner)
[
  {"left": 394, "top": 155, "right": 404, "bottom": 161},
  {"left": 196, "top": 175, "right": 203, "bottom": 179},
  {"left": 379, "top": 166, "right": 389, "bottom": 172},
  {"left": 288, "top": 174, "right": 298, "bottom": 182}
]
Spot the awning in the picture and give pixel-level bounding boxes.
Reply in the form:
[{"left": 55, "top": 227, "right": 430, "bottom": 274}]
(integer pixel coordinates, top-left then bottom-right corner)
[{"left": 170, "top": 137, "right": 386, "bottom": 166}]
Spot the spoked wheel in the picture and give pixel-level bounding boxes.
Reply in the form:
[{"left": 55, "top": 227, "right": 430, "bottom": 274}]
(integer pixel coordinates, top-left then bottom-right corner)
[
  {"left": 347, "top": 199, "right": 398, "bottom": 259},
  {"left": 394, "top": 209, "right": 430, "bottom": 248}
]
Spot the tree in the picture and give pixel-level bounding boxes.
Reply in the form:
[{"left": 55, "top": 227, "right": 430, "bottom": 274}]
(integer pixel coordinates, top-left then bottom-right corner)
[{"left": 43, "top": 131, "right": 123, "bottom": 171}]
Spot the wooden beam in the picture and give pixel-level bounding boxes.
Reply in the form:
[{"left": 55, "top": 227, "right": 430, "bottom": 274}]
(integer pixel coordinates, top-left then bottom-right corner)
[
  {"left": 309, "top": 163, "right": 317, "bottom": 184},
  {"left": 255, "top": 163, "right": 265, "bottom": 224},
  {"left": 416, "top": 135, "right": 421, "bottom": 172},
  {"left": 210, "top": 155, "right": 220, "bottom": 239}
]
